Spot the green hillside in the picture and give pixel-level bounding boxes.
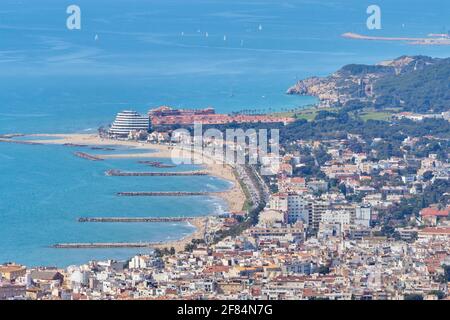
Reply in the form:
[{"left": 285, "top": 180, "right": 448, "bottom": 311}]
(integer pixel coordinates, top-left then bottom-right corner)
[{"left": 373, "top": 58, "right": 450, "bottom": 113}]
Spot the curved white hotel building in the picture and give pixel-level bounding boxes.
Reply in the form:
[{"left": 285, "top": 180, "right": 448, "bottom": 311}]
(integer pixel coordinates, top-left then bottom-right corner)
[{"left": 109, "top": 110, "right": 149, "bottom": 137}]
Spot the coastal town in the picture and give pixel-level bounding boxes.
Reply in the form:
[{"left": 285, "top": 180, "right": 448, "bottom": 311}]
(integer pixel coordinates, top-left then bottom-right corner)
[{"left": 1, "top": 101, "right": 449, "bottom": 300}]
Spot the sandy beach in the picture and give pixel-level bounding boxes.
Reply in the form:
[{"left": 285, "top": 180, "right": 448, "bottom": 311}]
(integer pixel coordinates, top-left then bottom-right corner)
[
  {"left": 11, "top": 133, "right": 246, "bottom": 252},
  {"left": 150, "top": 217, "right": 207, "bottom": 252}
]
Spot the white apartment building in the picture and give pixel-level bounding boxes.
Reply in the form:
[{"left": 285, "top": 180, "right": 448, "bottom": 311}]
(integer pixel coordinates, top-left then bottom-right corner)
[
  {"left": 268, "top": 193, "right": 289, "bottom": 212},
  {"left": 355, "top": 204, "right": 372, "bottom": 227},
  {"left": 129, "top": 255, "right": 151, "bottom": 270},
  {"left": 308, "top": 200, "right": 329, "bottom": 231},
  {"left": 268, "top": 193, "right": 309, "bottom": 225},
  {"left": 109, "top": 110, "right": 149, "bottom": 137},
  {"left": 320, "top": 205, "right": 371, "bottom": 229},
  {"left": 268, "top": 193, "right": 330, "bottom": 230},
  {"left": 321, "top": 209, "right": 353, "bottom": 225}
]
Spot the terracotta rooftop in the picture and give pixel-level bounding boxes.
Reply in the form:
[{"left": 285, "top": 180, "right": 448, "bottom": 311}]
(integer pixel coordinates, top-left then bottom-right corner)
[
  {"left": 420, "top": 227, "right": 450, "bottom": 235},
  {"left": 203, "top": 266, "right": 230, "bottom": 274},
  {"left": 0, "top": 265, "right": 26, "bottom": 273},
  {"left": 420, "top": 207, "right": 449, "bottom": 217}
]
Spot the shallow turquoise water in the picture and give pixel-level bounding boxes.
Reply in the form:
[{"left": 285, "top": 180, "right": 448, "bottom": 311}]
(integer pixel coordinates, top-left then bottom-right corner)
[{"left": 0, "top": 142, "right": 229, "bottom": 266}]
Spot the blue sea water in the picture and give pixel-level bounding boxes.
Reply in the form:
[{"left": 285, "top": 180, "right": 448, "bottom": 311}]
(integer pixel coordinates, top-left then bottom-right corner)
[
  {"left": 0, "top": 143, "right": 230, "bottom": 266},
  {"left": 0, "top": 0, "right": 449, "bottom": 266}
]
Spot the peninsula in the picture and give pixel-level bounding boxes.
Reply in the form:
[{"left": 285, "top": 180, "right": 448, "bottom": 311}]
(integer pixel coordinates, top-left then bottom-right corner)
[
  {"left": 342, "top": 32, "right": 450, "bottom": 45},
  {"left": 287, "top": 55, "right": 450, "bottom": 113}
]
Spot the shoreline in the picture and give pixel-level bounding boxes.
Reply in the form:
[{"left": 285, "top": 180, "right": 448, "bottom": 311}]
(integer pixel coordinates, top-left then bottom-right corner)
[
  {"left": 7, "top": 133, "right": 246, "bottom": 253},
  {"left": 342, "top": 32, "right": 450, "bottom": 46}
]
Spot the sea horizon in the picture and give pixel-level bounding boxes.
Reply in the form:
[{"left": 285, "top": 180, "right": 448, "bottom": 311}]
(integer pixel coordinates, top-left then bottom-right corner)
[{"left": 1, "top": 0, "right": 450, "bottom": 267}]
